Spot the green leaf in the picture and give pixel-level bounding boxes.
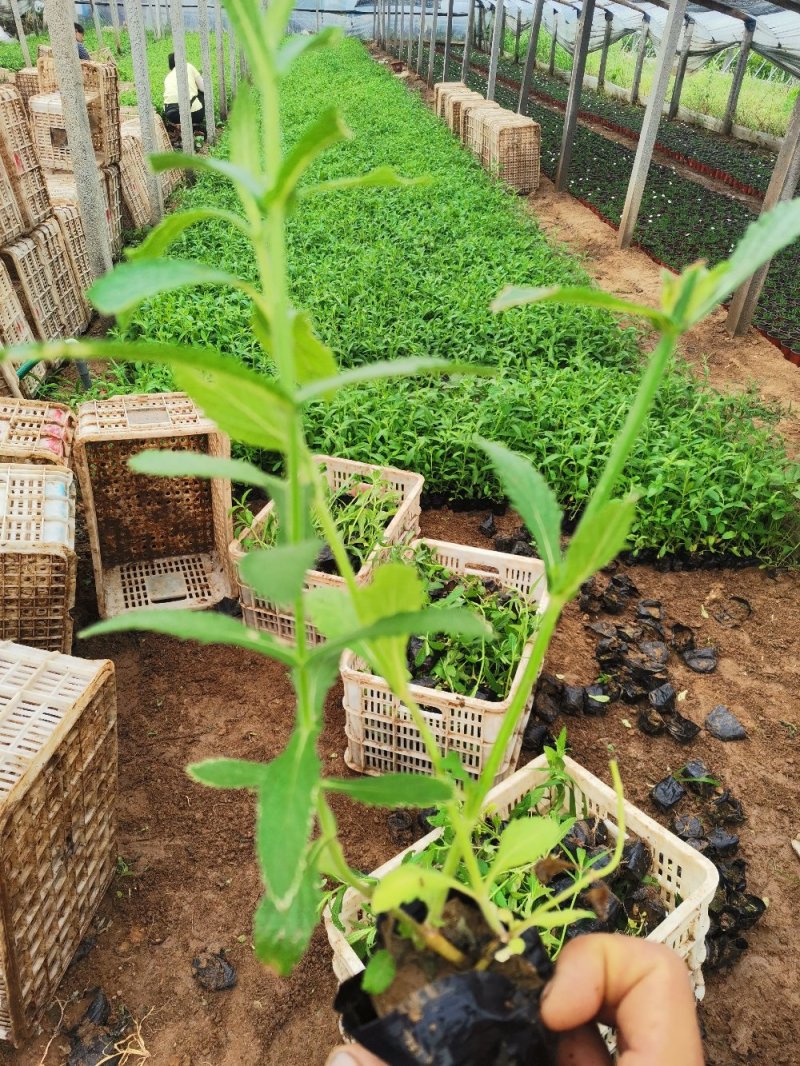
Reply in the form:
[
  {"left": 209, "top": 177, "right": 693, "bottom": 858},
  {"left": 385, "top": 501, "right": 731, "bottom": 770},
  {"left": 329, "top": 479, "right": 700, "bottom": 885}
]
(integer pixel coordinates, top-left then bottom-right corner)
[
  {"left": 253, "top": 307, "right": 339, "bottom": 388},
  {"left": 253, "top": 861, "right": 321, "bottom": 975},
  {"left": 239, "top": 540, "right": 322, "bottom": 608},
  {"left": 79, "top": 610, "right": 298, "bottom": 666},
  {"left": 270, "top": 108, "right": 352, "bottom": 208},
  {"left": 148, "top": 151, "right": 266, "bottom": 201},
  {"left": 523, "top": 908, "right": 597, "bottom": 929},
  {"left": 477, "top": 439, "right": 562, "bottom": 583},
  {"left": 228, "top": 82, "right": 260, "bottom": 181},
  {"left": 372, "top": 864, "right": 454, "bottom": 914},
  {"left": 276, "top": 27, "right": 343, "bottom": 75},
  {"left": 361, "top": 949, "right": 397, "bottom": 995},
  {"left": 88, "top": 259, "right": 253, "bottom": 321},
  {"left": 255, "top": 730, "right": 321, "bottom": 907},
  {"left": 488, "top": 817, "right": 573, "bottom": 883},
  {"left": 296, "top": 357, "right": 492, "bottom": 404},
  {"left": 188, "top": 758, "right": 269, "bottom": 789},
  {"left": 491, "top": 285, "right": 671, "bottom": 328},
  {"left": 128, "top": 449, "right": 272, "bottom": 489},
  {"left": 300, "top": 166, "right": 431, "bottom": 198},
  {"left": 312, "top": 606, "right": 493, "bottom": 661},
  {"left": 322, "top": 774, "right": 454, "bottom": 808},
  {"left": 127, "top": 207, "right": 248, "bottom": 262},
  {"left": 557, "top": 495, "right": 638, "bottom": 600}
]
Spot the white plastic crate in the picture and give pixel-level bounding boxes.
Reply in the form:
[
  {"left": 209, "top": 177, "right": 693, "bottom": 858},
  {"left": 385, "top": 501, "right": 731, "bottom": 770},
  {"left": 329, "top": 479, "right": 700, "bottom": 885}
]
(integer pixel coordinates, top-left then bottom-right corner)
[
  {"left": 341, "top": 538, "right": 548, "bottom": 782},
  {"left": 324, "top": 754, "right": 719, "bottom": 999}
]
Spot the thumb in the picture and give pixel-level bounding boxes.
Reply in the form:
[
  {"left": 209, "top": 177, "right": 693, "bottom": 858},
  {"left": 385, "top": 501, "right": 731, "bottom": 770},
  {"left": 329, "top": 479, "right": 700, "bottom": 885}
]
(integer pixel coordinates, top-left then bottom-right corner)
[{"left": 325, "top": 1045, "right": 387, "bottom": 1066}]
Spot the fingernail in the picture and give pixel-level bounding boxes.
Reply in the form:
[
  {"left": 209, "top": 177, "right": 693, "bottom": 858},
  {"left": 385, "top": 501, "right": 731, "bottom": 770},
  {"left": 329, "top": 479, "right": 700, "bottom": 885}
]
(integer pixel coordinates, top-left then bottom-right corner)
[{"left": 326, "top": 1051, "right": 357, "bottom": 1066}]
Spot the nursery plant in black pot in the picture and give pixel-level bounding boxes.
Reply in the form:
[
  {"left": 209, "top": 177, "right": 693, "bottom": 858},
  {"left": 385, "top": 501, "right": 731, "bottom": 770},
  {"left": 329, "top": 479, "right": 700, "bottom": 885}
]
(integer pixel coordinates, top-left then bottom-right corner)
[{"left": 8, "top": 0, "right": 800, "bottom": 1060}]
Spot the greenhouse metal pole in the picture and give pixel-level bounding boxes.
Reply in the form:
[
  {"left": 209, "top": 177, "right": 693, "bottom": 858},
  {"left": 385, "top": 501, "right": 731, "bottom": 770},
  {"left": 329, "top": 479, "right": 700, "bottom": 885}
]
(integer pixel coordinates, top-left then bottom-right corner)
[
  {"left": 498, "top": 1, "right": 506, "bottom": 58},
  {"left": 88, "top": 0, "right": 104, "bottom": 48},
  {"left": 108, "top": 0, "right": 122, "bottom": 54},
  {"left": 667, "top": 17, "right": 693, "bottom": 120},
  {"left": 198, "top": 0, "right": 217, "bottom": 144},
  {"left": 721, "top": 19, "right": 754, "bottom": 135},
  {"left": 554, "top": 0, "right": 595, "bottom": 191},
  {"left": 215, "top": 0, "right": 227, "bottom": 118},
  {"left": 407, "top": 1, "right": 414, "bottom": 63},
  {"left": 727, "top": 93, "right": 800, "bottom": 336},
  {"left": 373, "top": 0, "right": 378, "bottom": 41},
  {"left": 124, "top": 0, "right": 164, "bottom": 224},
  {"left": 487, "top": 0, "right": 504, "bottom": 99},
  {"left": 169, "top": 0, "right": 195, "bottom": 154},
  {"left": 443, "top": 0, "right": 453, "bottom": 78},
  {"left": 477, "top": 2, "right": 484, "bottom": 50},
  {"left": 154, "top": 0, "right": 162, "bottom": 38},
  {"left": 630, "top": 17, "right": 648, "bottom": 104},
  {"left": 515, "top": 10, "right": 522, "bottom": 62},
  {"left": 597, "top": 9, "right": 613, "bottom": 89},
  {"left": 416, "top": 0, "right": 426, "bottom": 74},
  {"left": 427, "top": 0, "right": 440, "bottom": 85},
  {"left": 461, "top": 0, "right": 475, "bottom": 80},
  {"left": 8, "top": 0, "right": 31, "bottom": 68},
  {"left": 518, "top": 0, "right": 543, "bottom": 112},
  {"left": 548, "top": 12, "right": 558, "bottom": 75},
  {"left": 229, "top": 22, "right": 238, "bottom": 96},
  {"left": 618, "top": 0, "right": 688, "bottom": 248},
  {"left": 45, "top": 0, "right": 113, "bottom": 275}
]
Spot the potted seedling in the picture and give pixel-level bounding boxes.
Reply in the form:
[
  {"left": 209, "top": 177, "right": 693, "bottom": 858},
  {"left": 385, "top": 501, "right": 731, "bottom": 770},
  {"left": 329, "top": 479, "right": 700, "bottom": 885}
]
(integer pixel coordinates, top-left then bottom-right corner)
[{"left": 8, "top": 0, "right": 800, "bottom": 1060}]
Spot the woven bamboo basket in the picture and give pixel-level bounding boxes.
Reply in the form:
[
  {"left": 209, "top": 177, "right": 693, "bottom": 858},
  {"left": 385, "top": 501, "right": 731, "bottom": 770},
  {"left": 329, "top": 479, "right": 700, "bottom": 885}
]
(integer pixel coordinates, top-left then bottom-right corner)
[
  {"left": 446, "top": 89, "right": 483, "bottom": 133},
  {"left": 102, "top": 164, "right": 123, "bottom": 259},
  {"left": 461, "top": 99, "right": 502, "bottom": 153},
  {"left": 481, "top": 113, "right": 541, "bottom": 194},
  {"left": 433, "top": 80, "right": 466, "bottom": 117},
  {"left": 120, "top": 134, "right": 152, "bottom": 228},
  {"left": 341, "top": 538, "right": 547, "bottom": 781},
  {"left": 36, "top": 47, "right": 57, "bottom": 93},
  {"left": 0, "top": 641, "right": 117, "bottom": 1046},
  {"left": 82, "top": 61, "right": 120, "bottom": 166},
  {"left": 13, "top": 67, "right": 39, "bottom": 113},
  {"left": 0, "top": 464, "right": 77, "bottom": 652},
  {"left": 29, "top": 91, "right": 104, "bottom": 171},
  {"left": 229, "top": 456, "right": 424, "bottom": 645},
  {"left": 1, "top": 231, "right": 63, "bottom": 341},
  {"left": 0, "top": 86, "right": 50, "bottom": 231},
  {"left": 53, "top": 204, "right": 96, "bottom": 297},
  {"left": 0, "top": 155, "right": 23, "bottom": 256},
  {"left": 74, "top": 393, "right": 234, "bottom": 618},
  {"left": 31, "top": 216, "right": 90, "bottom": 336},
  {"left": 0, "top": 398, "right": 73, "bottom": 466}
]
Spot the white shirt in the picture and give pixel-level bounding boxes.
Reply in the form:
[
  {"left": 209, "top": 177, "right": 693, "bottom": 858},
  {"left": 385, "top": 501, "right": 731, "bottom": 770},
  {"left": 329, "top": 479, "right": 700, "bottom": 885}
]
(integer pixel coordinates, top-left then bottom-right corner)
[{"left": 163, "top": 63, "right": 204, "bottom": 112}]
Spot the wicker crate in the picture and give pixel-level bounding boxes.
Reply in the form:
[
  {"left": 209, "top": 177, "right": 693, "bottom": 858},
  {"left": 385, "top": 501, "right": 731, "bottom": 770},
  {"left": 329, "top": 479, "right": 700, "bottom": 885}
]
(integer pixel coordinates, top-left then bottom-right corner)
[
  {"left": 0, "top": 465, "right": 77, "bottom": 652},
  {"left": 0, "top": 398, "right": 73, "bottom": 466},
  {"left": 45, "top": 171, "right": 115, "bottom": 268},
  {"left": 120, "top": 134, "right": 151, "bottom": 228},
  {"left": 433, "top": 80, "right": 466, "bottom": 117},
  {"left": 82, "top": 61, "right": 120, "bottom": 166},
  {"left": 0, "top": 86, "right": 50, "bottom": 231},
  {"left": 36, "top": 46, "right": 57, "bottom": 93},
  {"left": 74, "top": 393, "right": 234, "bottom": 618},
  {"left": 461, "top": 99, "right": 502, "bottom": 152},
  {"left": 121, "top": 111, "right": 183, "bottom": 201},
  {"left": 1, "top": 231, "right": 63, "bottom": 342},
  {"left": 229, "top": 456, "right": 424, "bottom": 645},
  {"left": 446, "top": 89, "right": 484, "bottom": 134},
  {"left": 29, "top": 91, "right": 104, "bottom": 171},
  {"left": 482, "top": 113, "right": 541, "bottom": 194},
  {"left": 103, "top": 164, "right": 123, "bottom": 259},
  {"left": 341, "top": 538, "right": 547, "bottom": 781},
  {"left": 324, "top": 754, "right": 719, "bottom": 1000},
  {"left": 53, "top": 204, "right": 96, "bottom": 297},
  {"left": 31, "top": 216, "right": 90, "bottom": 336},
  {"left": 0, "top": 640, "right": 116, "bottom": 1045},
  {"left": 13, "top": 67, "right": 39, "bottom": 114}
]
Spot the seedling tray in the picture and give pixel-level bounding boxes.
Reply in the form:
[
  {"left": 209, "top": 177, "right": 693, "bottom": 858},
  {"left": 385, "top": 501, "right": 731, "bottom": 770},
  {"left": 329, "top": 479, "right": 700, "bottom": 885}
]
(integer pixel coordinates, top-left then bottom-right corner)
[
  {"left": 341, "top": 538, "right": 547, "bottom": 781},
  {"left": 54, "top": 204, "right": 96, "bottom": 296},
  {"left": 120, "top": 133, "right": 152, "bottom": 228},
  {"left": 0, "top": 641, "right": 116, "bottom": 1045},
  {"left": 0, "top": 86, "right": 50, "bottom": 231},
  {"left": 229, "top": 455, "right": 424, "bottom": 644},
  {"left": 325, "top": 754, "right": 719, "bottom": 1000},
  {"left": 74, "top": 392, "right": 233, "bottom": 618},
  {"left": 1, "top": 230, "right": 63, "bottom": 342},
  {"left": 0, "top": 464, "right": 77, "bottom": 652},
  {"left": 0, "top": 151, "right": 23, "bottom": 246},
  {"left": 31, "top": 216, "right": 90, "bottom": 336},
  {"left": 0, "top": 398, "right": 73, "bottom": 466}
]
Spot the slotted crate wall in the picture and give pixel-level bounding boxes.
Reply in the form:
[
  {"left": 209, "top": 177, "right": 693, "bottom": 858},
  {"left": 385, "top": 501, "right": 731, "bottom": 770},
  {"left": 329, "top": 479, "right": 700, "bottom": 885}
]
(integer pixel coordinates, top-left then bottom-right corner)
[
  {"left": 103, "top": 164, "right": 123, "bottom": 259},
  {"left": 462, "top": 99, "right": 501, "bottom": 154},
  {"left": 433, "top": 80, "right": 466, "bottom": 117},
  {"left": 53, "top": 204, "right": 95, "bottom": 296},
  {"left": 119, "top": 134, "right": 151, "bottom": 228},
  {"left": 45, "top": 171, "right": 115, "bottom": 266},
  {"left": 36, "top": 47, "right": 57, "bottom": 93},
  {"left": 120, "top": 112, "right": 183, "bottom": 203},
  {"left": 0, "top": 642, "right": 116, "bottom": 1046},
  {"left": 29, "top": 91, "right": 104, "bottom": 171},
  {"left": 13, "top": 68, "right": 39, "bottom": 114},
  {"left": 32, "top": 217, "right": 90, "bottom": 335},
  {"left": 0, "top": 366, "right": 22, "bottom": 401},
  {"left": 0, "top": 399, "right": 73, "bottom": 466},
  {"left": 0, "top": 87, "right": 50, "bottom": 231},
  {"left": 446, "top": 90, "right": 483, "bottom": 133},
  {"left": 75, "top": 393, "right": 234, "bottom": 618},
  {"left": 1, "top": 232, "right": 63, "bottom": 342},
  {"left": 82, "top": 61, "right": 120, "bottom": 166},
  {"left": 0, "top": 154, "right": 23, "bottom": 246},
  {"left": 0, "top": 465, "right": 76, "bottom": 652},
  {"left": 481, "top": 113, "right": 541, "bottom": 194},
  {"left": 0, "top": 260, "right": 34, "bottom": 352}
]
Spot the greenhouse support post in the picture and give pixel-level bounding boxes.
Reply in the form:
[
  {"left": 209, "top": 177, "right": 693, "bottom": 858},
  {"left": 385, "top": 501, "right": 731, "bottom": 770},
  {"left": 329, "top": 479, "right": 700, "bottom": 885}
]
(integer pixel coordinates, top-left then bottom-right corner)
[
  {"left": 721, "top": 19, "right": 755, "bottom": 135},
  {"left": 461, "top": 0, "right": 475, "bottom": 80},
  {"left": 477, "top": 3, "right": 484, "bottom": 51},
  {"left": 88, "top": 0, "right": 104, "bottom": 47},
  {"left": 427, "top": 0, "right": 440, "bottom": 86},
  {"left": 407, "top": 1, "right": 414, "bottom": 64},
  {"left": 215, "top": 0, "right": 227, "bottom": 119},
  {"left": 555, "top": 0, "right": 595, "bottom": 191},
  {"left": 443, "top": 0, "right": 454, "bottom": 79},
  {"left": 514, "top": 10, "right": 521, "bottom": 63},
  {"left": 597, "top": 10, "right": 613, "bottom": 90},
  {"left": 548, "top": 12, "right": 558, "bottom": 75},
  {"left": 169, "top": 0, "right": 195, "bottom": 154},
  {"left": 416, "top": 0, "right": 426, "bottom": 74},
  {"left": 45, "top": 0, "right": 112, "bottom": 275},
  {"left": 198, "top": 0, "right": 217, "bottom": 145},
  {"left": 372, "top": 0, "right": 378, "bottom": 42},
  {"left": 630, "top": 17, "right": 649, "bottom": 104},
  {"left": 487, "top": 0, "right": 504, "bottom": 99},
  {"left": 228, "top": 25, "right": 238, "bottom": 96},
  {"left": 498, "top": 1, "right": 506, "bottom": 58},
  {"left": 316, "top": 0, "right": 321, "bottom": 33},
  {"left": 108, "top": 0, "right": 122, "bottom": 54},
  {"left": 517, "top": 0, "right": 543, "bottom": 112},
  {"left": 726, "top": 93, "right": 800, "bottom": 336},
  {"left": 667, "top": 17, "right": 694, "bottom": 121},
  {"left": 8, "top": 0, "right": 31, "bottom": 68},
  {"left": 124, "top": 0, "right": 164, "bottom": 224},
  {"left": 154, "top": 0, "right": 162, "bottom": 38},
  {"left": 618, "top": 0, "right": 688, "bottom": 248},
  {"left": 399, "top": 0, "right": 405, "bottom": 61}
]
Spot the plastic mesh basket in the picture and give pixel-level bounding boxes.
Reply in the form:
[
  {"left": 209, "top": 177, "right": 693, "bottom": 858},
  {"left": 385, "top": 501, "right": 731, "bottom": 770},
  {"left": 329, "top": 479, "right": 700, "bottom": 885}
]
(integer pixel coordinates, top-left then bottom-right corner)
[
  {"left": 433, "top": 80, "right": 466, "bottom": 117},
  {"left": 0, "top": 465, "right": 77, "bottom": 653},
  {"left": 446, "top": 89, "right": 483, "bottom": 132},
  {"left": 462, "top": 99, "right": 502, "bottom": 153},
  {"left": 324, "top": 754, "right": 719, "bottom": 1000},
  {"left": 482, "top": 113, "right": 541, "bottom": 194},
  {"left": 0, "top": 86, "right": 50, "bottom": 231},
  {"left": 119, "top": 134, "right": 152, "bottom": 228},
  {"left": 35, "top": 47, "right": 57, "bottom": 93},
  {"left": 102, "top": 164, "right": 123, "bottom": 259},
  {"left": 74, "top": 393, "right": 234, "bottom": 618},
  {"left": 0, "top": 398, "right": 73, "bottom": 466},
  {"left": 341, "top": 538, "right": 547, "bottom": 781},
  {"left": 0, "top": 641, "right": 116, "bottom": 1045},
  {"left": 53, "top": 204, "right": 96, "bottom": 297},
  {"left": 13, "top": 68, "right": 39, "bottom": 114},
  {"left": 31, "top": 216, "right": 90, "bottom": 336},
  {"left": 0, "top": 152, "right": 23, "bottom": 246},
  {"left": 0, "top": 259, "right": 34, "bottom": 355},
  {"left": 81, "top": 61, "right": 120, "bottom": 165},
  {"left": 45, "top": 170, "right": 116, "bottom": 265},
  {"left": 229, "top": 456, "right": 424, "bottom": 645},
  {"left": 1, "top": 231, "right": 62, "bottom": 342},
  {"left": 120, "top": 112, "right": 183, "bottom": 202},
  {"left": 29, "top": 90, "right": 104, "bottom": 171},
  {"left": 0, "top": 365, "right": 22, "bottom": 400}
]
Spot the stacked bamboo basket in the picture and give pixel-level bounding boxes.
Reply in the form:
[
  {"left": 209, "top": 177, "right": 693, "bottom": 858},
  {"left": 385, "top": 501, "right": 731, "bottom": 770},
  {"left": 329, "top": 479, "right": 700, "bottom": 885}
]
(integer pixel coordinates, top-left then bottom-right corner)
[{"left": 434, "top": 80, "right": 541, "bottom": 195}]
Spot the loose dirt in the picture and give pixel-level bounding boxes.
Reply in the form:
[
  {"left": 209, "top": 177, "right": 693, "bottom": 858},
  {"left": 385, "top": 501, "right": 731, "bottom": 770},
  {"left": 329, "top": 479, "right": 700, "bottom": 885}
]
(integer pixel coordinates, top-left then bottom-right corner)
[{"left": 3, "top": 506, "right": 798, "bottom": 1066}]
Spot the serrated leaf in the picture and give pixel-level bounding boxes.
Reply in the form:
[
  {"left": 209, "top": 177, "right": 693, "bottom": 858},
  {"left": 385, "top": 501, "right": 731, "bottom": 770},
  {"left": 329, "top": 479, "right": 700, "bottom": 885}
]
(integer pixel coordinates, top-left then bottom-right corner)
[
  {"left": 253, "top": 861, "right": 321, "bottom": 975},
  {"left": 300, "top": 166, "right": 430, "bottom": 198},
  {"left": 477, "top": 439, "right": 561, "bottom": 582},
  {"left": 488, "top": 817, "right": 573, "bottom": 883},
  {"left": 491, "top": 285, "right": 670, "bottom": 328},
  {"left": 372, "top": 864, "right": 453, "bottom": 914},
  {"left": 129, "top": 449, "right": 271, "bottom": 489},
  {"left": 322, "top": 774, "right": 454, "bottom": 807},
  {"left": 188, "top": 757, "right": 269, "bottom": 789},
  {"left": 127, "top": 207, "right": 247, "bottom": 262},
  {"left": 239, "top": 540, "right": 322, "bottom": 607},
  {"left": 557, "top": 495, "right": 638, "bottom": 601},
  {"left": 361, "top": 949, "right": 397, "bottom": 995}
]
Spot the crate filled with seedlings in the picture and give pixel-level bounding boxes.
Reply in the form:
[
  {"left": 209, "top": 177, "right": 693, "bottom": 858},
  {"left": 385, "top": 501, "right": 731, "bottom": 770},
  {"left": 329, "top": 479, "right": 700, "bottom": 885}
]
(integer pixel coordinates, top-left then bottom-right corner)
[
  {"left": 230, "top": 456, "right": 424, "bottom": 644},
  {"left": 325, "top": 753, "right": 719, "bottom": 999},
  {"left": 0, "top": 641, "right": 117, "bottom": 1046},
  {"left": 341, "top": 538, "right": 548, "bottom": 781},
  {"left": 74, "top": 392, "right": 233, "bottom": 618},
  {"left": 0, "top": 398, "right": 73, "bottom": 466}
]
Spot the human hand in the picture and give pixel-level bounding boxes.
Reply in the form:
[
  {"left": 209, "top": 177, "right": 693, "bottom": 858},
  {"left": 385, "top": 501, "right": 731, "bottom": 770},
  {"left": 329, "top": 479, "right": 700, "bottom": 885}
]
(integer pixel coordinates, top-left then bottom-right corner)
[{"left": 324, "top": 935, "right": 704, "bottom": 1066}]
